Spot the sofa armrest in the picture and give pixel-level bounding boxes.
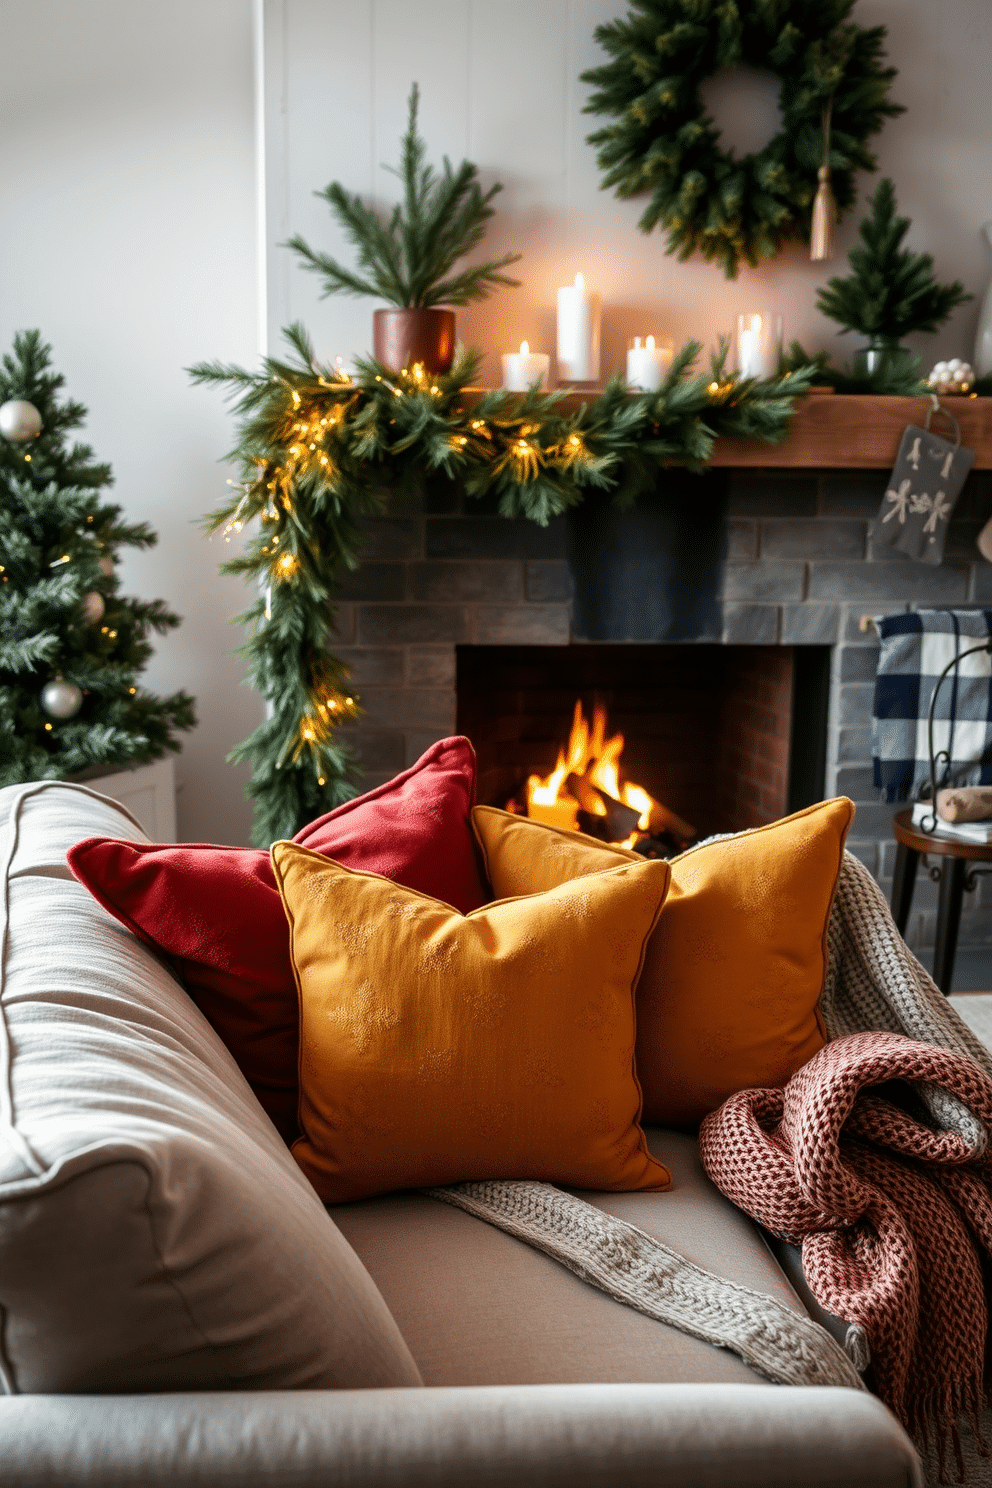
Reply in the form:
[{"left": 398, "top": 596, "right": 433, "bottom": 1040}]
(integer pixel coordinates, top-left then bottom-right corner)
[{"left": 0, "top": 1383, "right": 921, "bottom": 1488}]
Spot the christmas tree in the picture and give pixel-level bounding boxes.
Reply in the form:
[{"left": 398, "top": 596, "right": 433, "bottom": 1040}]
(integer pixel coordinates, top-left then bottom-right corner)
[
  {"left": 0, "top": 330, "right": 195, "bottom": 787},
  {"left": 817, "top": 178, "right": 970, "bottom": 340}
]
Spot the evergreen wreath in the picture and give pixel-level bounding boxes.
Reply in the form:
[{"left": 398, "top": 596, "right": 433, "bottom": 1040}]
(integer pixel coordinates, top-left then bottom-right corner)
[
  {"left": 582, "top": 0, "right": 902, "bottom": 278},
  {"left": 190, "top": 329, "right": 814, "bottom": 843}
]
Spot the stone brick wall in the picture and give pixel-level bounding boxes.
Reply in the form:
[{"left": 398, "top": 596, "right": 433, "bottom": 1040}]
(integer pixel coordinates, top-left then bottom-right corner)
[{"left": 335, "top": 468, "right": 992, "bottom": 958}]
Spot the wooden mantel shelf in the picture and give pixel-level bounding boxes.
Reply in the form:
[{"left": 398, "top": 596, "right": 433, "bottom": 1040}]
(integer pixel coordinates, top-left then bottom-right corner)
[
  {"left": 709, "top": 394, "right": 992, "bottom": 469},
  {"left": 464, "top": 389, "right": 992, "bottom": 469}
]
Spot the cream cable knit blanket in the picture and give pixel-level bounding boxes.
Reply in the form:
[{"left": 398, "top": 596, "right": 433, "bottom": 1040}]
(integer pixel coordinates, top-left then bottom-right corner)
[{"left": 430, "top": 852, "right": 992, "bottom": 1418}]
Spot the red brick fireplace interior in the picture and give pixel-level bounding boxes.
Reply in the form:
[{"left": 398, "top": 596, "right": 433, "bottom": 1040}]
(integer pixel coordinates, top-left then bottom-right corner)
[{"left": 457, "top": 644, "right": 831, "bottom": 842}]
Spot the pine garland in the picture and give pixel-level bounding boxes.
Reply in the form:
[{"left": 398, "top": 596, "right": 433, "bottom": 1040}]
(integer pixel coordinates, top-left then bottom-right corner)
[
  {"left": 191, "top": 328, "right": 814, "bottom": 844},
  {"left": 0, "top": 331, "right": 196, "bottom": 787},
  {"left": 582, "top": 0, "right": 902, "bottom": 278}
]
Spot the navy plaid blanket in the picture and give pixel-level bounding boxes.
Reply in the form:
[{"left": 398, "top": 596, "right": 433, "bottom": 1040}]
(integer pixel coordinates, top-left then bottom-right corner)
[{"left": 872, "top": 609, "right": 992, "bottom": 801}]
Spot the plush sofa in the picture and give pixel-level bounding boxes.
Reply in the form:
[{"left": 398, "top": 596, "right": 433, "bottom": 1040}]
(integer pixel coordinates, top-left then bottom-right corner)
[{"left": 0, "top": 780, "right": 922, "bottom": 1487}]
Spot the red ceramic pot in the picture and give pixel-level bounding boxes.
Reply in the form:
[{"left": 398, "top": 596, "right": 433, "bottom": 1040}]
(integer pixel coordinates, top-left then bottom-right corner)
[{"left": 373, "top": 308, "right": 456, "bottom": 376}]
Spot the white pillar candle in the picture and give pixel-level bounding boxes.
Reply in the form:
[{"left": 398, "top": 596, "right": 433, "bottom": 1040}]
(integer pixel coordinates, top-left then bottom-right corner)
[
  {"left": 556, "top": 272, "right": 601, "bottom": 383},
  {"left": 501, "top": 340, "right": 551, "bottom": 392},
  {"left": 625, "top": 335, "right": 673, "bottom": 392},
  {"left": 736, "top": 313, "right": 783, "bottom": 380}
]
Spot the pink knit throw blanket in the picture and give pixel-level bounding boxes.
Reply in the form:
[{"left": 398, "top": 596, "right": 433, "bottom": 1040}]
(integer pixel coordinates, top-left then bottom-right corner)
[{"left": 699, "top": 1031, "right": 992, "bottom": 1473}]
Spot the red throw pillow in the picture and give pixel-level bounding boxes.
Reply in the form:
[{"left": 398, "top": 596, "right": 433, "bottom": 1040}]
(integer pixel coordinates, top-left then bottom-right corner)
[{"left": 67, "top": 738, "right": 487, "bottom": 1143}]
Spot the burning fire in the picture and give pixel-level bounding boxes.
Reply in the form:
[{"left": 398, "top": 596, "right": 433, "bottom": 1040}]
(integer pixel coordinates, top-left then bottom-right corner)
[{"left": 514, "top": 700, "right": 695, "bottom": 852}]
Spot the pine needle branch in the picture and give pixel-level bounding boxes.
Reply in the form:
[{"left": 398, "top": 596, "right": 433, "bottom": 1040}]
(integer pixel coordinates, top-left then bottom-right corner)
[{"left": 286, "top": 84, "right": 521, "bottom": 308}]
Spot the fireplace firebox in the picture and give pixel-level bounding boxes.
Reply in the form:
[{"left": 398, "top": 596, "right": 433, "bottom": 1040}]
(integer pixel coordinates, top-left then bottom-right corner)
[{"left": 456, "top": 644, "right": 830, "bottom": 841}]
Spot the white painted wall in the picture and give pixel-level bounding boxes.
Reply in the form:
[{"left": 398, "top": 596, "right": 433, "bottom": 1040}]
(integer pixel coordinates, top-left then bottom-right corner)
[
  {"left": 0, "top": 0, "right": 259, "bottom": 844},
  {"left": 264, "top": 0, "right": 992, "bottom": 386}
]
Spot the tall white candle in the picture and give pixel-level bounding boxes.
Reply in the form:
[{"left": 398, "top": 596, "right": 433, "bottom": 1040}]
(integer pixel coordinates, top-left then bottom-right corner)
[
  {"left": 626, "top": 334, "right": 673, "bottom": 392},
  {"left": 556, "top": 272, "right": 601, "bottom": 383},
  {"left": 501, "top": 340, "right": 550, "bottom": 391}
]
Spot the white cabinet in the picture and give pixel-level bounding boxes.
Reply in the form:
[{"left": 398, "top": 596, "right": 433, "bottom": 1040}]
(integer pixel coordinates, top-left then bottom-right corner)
[{"left": 85, "top": 757, "right": 177, "bottom": 842}]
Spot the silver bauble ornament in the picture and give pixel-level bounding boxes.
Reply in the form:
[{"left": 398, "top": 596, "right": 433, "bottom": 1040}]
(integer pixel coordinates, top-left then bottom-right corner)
[
  {"left": 98, "top": 554, "right": 115, "bottom": 577},
  {"left": 81, "top": 590, "right": 106, "bottom": 624},
  {"left": 0, "top": 399, "right": 43, "bottom": 442},
  {"left": 41, "top": 676, "right": 83, "bottom": 719}
]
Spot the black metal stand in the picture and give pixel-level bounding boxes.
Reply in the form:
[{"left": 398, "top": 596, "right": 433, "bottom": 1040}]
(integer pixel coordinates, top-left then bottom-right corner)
[{"left": 919, "top": 637, "right": 992, "bottom": 831}]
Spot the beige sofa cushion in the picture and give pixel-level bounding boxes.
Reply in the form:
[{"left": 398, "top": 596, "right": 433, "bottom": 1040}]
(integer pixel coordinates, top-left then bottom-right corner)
[
  {"left": 333, "top": 1127, "right": 809, "bottom": 1387},
  {"left": 0, "top": 781, "right": 421, "bottom": 1394}
]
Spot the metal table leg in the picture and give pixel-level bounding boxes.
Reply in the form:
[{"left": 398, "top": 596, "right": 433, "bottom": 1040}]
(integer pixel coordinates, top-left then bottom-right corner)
[
  {"left": 890, "top": 841, "right": 919, "bottom": 935},
  {"left": 932, "top": 856, "right": 968, "bottom": 995}
]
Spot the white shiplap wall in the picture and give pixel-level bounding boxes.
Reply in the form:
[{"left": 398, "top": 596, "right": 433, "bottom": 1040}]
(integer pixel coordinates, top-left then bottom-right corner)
[
  {"left": 0, "top": 0, "right": 260, "bottom": 846},
  {"left": 262, "top": 0, "right": 992, "bottom": 389}
]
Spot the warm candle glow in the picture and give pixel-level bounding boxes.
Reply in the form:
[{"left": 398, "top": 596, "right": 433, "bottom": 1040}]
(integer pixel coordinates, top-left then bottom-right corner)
[
  {"left": 646, "top": 334, "right": 656, "bottom": 350},
  {"left": 520, "top": 340, "right": 529, "bottom": 356},
  {"left": 574, "top": 272, "right": 584, "bottom": 291}
]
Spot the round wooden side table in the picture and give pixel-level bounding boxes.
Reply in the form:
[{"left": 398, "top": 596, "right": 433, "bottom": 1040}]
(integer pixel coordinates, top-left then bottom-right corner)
[{"left": 890, "top": 808, "right": 992, "bottom": 994}]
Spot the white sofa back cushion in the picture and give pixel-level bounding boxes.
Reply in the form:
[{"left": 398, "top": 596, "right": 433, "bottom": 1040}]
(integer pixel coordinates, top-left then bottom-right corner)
[{"left": 0, "top": 781, "right": 422, "bottom": 1394}]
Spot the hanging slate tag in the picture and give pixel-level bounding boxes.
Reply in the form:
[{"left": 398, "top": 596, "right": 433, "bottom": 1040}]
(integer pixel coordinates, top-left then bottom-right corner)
[{"left": 873, "top": 408, "right": 974, "bottom": 565}]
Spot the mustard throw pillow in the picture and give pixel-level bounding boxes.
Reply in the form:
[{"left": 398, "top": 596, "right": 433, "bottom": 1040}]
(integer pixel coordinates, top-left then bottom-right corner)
[
  {"left": 472, "top": 799, "right": 854, "bottom": 1127},
  {"left": 271, "top": 842, "right": 672, "bottom": 1202}
]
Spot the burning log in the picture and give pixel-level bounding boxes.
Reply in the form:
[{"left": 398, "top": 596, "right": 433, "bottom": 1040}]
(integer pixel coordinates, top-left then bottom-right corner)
[
  {"left": 566, "top": 768, "right": 642, "bottom": 843},
  {"left": 511, "top": 700, "right": 697, "bottom": 854}
]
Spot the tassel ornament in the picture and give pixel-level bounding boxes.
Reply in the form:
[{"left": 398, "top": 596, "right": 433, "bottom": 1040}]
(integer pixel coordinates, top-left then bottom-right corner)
[{"left": 810, "top": 102, "right": 837, "bottom": 263}]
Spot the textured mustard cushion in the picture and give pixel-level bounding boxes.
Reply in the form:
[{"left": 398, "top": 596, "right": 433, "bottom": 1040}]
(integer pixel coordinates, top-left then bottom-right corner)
[
  {"left": 271, "top": 842, "right": 672, "bottom": 1202},
  {"left": 472, "top": 799, "right": 854, "bottom": 1127}
]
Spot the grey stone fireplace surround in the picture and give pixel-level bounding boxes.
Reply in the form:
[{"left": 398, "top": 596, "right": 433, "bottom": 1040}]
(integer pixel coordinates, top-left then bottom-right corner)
[{"left": 334, "top": 465, "right": 992, "bottom": 962}]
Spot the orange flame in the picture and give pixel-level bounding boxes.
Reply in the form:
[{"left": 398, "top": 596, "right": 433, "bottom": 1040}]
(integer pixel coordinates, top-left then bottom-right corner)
[{"left": 521, "top": 700, "right": 661, "bottom": 848}]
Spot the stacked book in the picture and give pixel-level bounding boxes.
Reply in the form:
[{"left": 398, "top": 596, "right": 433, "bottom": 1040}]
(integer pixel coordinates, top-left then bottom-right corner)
[{"left": 911, "top": 801, "right": 992, "bottom": 844}]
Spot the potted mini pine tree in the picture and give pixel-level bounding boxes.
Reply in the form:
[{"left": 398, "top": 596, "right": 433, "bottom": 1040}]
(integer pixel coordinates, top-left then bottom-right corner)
[
  {"left": 286, "top": 84, "right": 521, "bottom": 375},
  {"left": 0, "top": 330, "right": 195, "bottom": 787},
  {"left": 817, "top": 178, "right": 970, "bottom": 382}
]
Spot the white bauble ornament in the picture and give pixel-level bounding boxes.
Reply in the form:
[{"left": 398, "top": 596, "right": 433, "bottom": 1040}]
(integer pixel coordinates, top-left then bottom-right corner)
[
  {"left": 98, "top": 554, "right": 115, "bottom": 577},
  {"left": 928, "top": 358, "right": 975, "bottom": 395},
  {"left": 41, "top": 676, "right": 83, "bottom": 719},
  {"left": 0, "top": 399, "right": 42, "bottom": 442},
  {"left": 81, "top": 590, "right": 106, "bottom": 624}
]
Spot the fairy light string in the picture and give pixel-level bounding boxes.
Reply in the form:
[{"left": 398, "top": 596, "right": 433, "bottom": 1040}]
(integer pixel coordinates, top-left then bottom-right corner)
[{"left": 192, "top": 329, "right": 814, "bottom": 843}]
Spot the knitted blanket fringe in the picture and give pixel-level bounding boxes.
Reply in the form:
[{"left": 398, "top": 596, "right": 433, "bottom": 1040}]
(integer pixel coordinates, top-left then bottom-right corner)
[{"left": 427, "top": 852, "right": 992, "bottom": 1473}]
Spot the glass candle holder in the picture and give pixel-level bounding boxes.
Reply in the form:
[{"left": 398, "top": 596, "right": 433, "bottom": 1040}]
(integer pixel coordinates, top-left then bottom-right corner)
[{"left": 736, "top": 313, "right": 783, "bottom": 380}]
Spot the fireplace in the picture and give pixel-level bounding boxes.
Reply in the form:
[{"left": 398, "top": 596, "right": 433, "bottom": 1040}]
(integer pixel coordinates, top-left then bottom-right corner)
[
  {"left": 456, "top": 643, "right": 830, "bottom": 841},
  {"left": 334, "top": 458, "right": 992, "bottom": 956}
]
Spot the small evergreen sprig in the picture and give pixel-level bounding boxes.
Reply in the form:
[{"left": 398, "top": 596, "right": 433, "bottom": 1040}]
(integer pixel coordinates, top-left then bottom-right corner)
[
  {"left": 817, "top": 178, "right": 971, "bottom": 340},
  {"left": 286, "top": 84, "right": 522, "bottom": 308},
  {"left": 191, "top": 328, "right": 814, "bottom": 841}
]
